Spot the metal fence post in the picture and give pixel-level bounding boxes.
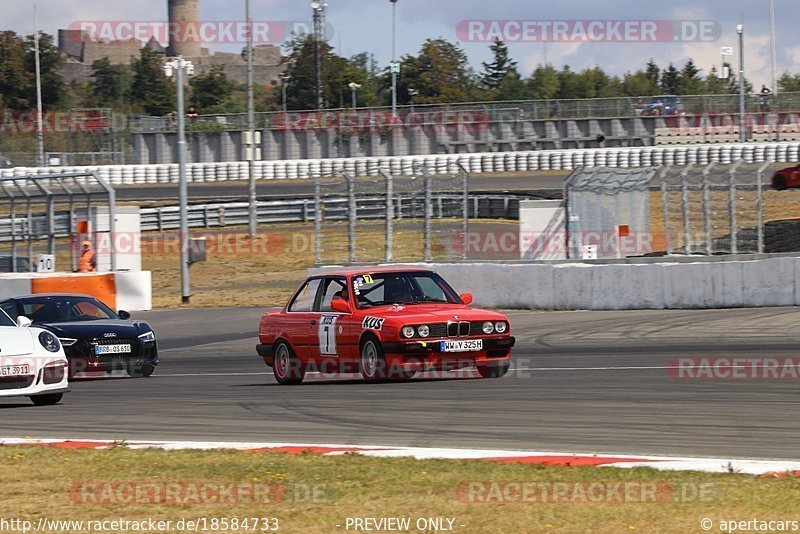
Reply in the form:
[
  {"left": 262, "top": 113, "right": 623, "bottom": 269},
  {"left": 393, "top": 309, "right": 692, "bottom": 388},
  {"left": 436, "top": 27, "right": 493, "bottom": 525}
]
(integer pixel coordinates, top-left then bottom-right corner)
[
  {"left": 680, "top": 164, "right": 693, "bottom": 254},
  {"left": 314, "top": 178, "right": 322, "bottom": 266},
  {"left": 423, "top": 165, "right": 433, "bottom": 262},
  {"left": 344, "top": 172, "right": 356, "bottom": 264},
  {"left": 728, "top": 161, "right": 743, "bottom": 255},
  {"left": 457, "top": 161, "right": 469, "bottom": 261},
  {"left": 380, "top": 169, "right": 394, "bottom": 262},
  {"left": 659, "top": 165, "right": 673, "bottom": 255},
  {"left": 757, "top": 161, "right": 769, "bottom": 254},
  {"left": 701, "top": 163, "right": 715, "bottom": 255}
]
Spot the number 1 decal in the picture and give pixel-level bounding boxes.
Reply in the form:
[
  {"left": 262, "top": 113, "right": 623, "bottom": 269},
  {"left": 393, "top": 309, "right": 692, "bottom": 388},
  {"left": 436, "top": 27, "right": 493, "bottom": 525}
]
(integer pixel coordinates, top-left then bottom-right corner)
[{"left": 318, "top": 315, "right": 338, "bottom": 356}]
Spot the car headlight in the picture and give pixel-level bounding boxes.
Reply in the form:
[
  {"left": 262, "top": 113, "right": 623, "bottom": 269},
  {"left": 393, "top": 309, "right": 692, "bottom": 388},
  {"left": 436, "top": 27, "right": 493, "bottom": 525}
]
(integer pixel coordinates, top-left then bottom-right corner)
[
  {"left": 417, "top": 325, "right": 430, "bottom": 338},
  {"left": 58, "top": 338, "right": 78, "bottom": 347},
  {"left": 38, "top": 331, "right": 61, "bottom": 353},
  {"left": 401, "top": 326, "right": 415, "bottom": 339},
  {"left": 482, "top": 321, "right": 495, "bottom": 334},
  {"left": 138, "top": 331, "right": 156, "bottom": 343},
  {"left": 494, "top": 321, "right": 508, "bottom": 334}
]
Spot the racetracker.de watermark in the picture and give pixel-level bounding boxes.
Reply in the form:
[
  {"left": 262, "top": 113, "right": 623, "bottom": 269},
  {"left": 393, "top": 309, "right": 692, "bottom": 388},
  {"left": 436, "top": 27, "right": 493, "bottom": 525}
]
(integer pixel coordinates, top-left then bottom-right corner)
[
  {"left": 668, "top": 357, "right": 800, "bottom": 380},
  {"left": 68, "top": 20, "right": 334, "bottom": 45},
  {"left": 456, "top": 20, "right": 721, "bottom": 43},
  {"left": 452, "top": 230, "right": 655, "bottom": 257},
  {"left": 70, "top": 482, "right": 333, "bottom": 505},
  {"left": 458, "top": 481, "right": 717, "bottom": 504}
]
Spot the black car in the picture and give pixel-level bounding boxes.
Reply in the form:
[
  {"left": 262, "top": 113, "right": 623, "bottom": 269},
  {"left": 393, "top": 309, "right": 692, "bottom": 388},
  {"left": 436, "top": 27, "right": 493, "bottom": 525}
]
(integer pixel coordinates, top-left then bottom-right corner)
[{"left": 0, "top": 294, "right": 158, "bottom": 378}]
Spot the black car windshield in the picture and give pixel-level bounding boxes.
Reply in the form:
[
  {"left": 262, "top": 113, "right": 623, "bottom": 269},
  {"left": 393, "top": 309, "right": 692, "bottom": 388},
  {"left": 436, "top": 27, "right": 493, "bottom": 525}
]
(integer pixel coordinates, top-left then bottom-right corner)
[
  {"left": 0, "top": 309, "right": 14, "bottom": 327},
  {"left": 19, "top": 296, "right": 118, "bottom": 323},
  {"left": 353, "top": 272, "right": 460, "bottom": 308}
]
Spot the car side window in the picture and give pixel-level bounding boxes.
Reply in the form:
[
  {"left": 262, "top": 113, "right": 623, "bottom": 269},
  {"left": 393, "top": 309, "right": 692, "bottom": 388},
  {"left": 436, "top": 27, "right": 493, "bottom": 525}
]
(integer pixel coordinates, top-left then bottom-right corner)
[
  {"left": 0, "top": 301, "right": 18, "bottom": 321},
  {"left": 289, "top": 279, "right": 322, "bottom": 312},
  {"left": 318, "top": 278, "right": 347, "bottom": 312}
]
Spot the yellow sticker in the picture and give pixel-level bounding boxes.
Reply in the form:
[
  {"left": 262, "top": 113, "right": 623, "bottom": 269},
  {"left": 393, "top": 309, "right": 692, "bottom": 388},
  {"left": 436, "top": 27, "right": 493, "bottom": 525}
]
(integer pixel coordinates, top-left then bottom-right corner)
[{"left": 363, "top": 274, "right": 374, "bottom": 284}]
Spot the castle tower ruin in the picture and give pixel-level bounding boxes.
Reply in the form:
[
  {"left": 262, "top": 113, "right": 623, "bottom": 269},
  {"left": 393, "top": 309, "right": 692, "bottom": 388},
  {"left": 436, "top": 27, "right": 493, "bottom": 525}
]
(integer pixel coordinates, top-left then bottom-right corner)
[{"left": 167, "top": 0, "right": 202, "bottom": 58}]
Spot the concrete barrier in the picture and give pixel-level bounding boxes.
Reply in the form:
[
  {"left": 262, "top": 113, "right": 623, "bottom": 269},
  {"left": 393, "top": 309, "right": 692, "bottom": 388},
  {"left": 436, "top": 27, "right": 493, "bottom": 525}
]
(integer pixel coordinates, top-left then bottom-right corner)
[
  {"left": 0, "top": 271, "right": 152, "bottom": 312},
  {"left": 311, "top": 257, "right": 800, "bottom": 310}
]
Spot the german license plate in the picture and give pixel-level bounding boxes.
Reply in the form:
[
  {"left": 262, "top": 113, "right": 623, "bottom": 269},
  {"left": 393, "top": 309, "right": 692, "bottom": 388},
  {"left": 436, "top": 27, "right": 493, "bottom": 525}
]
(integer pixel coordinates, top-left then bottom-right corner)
[
  {"left": 95, "top": 344, "right": 131, "bottom": 355},
  {"left": 440, "top": 339, "right": 483, "bottom": 353},
  {"left": 0, "top": 365, "right": 30, "bottom": 376}
]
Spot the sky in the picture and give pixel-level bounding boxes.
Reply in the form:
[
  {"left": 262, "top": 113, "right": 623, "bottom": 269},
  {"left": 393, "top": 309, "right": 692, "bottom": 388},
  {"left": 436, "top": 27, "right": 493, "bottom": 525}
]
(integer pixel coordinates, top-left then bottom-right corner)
[{"left": 5, "top": 0, "right": 799, "bottom": 88}]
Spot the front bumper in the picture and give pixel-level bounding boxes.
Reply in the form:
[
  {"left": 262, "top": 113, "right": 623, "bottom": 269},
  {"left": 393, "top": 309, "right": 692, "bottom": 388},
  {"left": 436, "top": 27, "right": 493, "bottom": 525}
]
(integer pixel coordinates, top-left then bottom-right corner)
[
  {"left": 0, "top": 360, "right": 69, "bottom": 398},
  {"left": 382, "top": 336, "right": 515, "bottom": 369},
  {"left": 67, "top": 339, "right": 159, "bottom": 374}
]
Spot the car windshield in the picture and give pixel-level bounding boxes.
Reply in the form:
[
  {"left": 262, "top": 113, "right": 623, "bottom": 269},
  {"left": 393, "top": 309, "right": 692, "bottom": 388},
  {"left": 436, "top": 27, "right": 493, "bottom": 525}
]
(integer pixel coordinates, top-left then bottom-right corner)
[
  {"left": 0, "top": 309, "right": 14, "bottom": 327},
  {"left": 19, "top": 296, "right": 118, "bottom": 323},
  {"left": 353, "top": 272, "right": 460, "bottom": 308}
]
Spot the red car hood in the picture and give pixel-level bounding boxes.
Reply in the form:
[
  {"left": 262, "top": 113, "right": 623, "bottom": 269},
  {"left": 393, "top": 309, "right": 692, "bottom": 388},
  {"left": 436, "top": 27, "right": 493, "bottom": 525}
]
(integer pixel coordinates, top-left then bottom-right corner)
[{"left": 361, "top": 304, "right": 507, "bottom": 323}]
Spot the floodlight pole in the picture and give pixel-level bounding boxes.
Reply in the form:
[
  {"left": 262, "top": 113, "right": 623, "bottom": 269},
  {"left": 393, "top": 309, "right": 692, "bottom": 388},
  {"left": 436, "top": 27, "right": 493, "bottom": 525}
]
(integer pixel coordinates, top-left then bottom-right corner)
[
  {"left": 33, "top": 4, "right": 45, "bottom": 167},
  {"left": 390, "top": 0, "right": 398, "bottom": 119},
  {"left": 737, "top": 24, "right": 746, "bottom": 143},
  {"left": 166, "top": 57, "right": 193, "bottom": 304},
  {"left": 246, "top": 0, "right": 257, "bottom": 238}
]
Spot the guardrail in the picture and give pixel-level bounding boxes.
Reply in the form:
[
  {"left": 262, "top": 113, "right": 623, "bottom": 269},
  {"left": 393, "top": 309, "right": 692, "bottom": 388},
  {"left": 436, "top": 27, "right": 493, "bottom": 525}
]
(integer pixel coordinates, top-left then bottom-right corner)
[
  {"left": 0, "top": 194, "right": 525, "bottom": 242},
  {"left": 2, "top": 142, "right": 798, "bottom": 185}
]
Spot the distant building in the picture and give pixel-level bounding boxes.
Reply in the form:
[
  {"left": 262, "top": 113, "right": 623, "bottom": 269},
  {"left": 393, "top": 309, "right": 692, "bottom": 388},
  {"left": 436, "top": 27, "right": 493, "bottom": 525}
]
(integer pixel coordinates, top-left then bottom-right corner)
[{"left": 56, "top": 0, "right": 284, "bottom": 86}]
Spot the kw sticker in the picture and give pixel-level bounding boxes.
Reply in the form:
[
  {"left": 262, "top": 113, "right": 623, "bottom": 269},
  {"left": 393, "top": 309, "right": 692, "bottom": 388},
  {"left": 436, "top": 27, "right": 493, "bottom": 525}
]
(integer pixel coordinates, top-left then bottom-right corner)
[{"left": 362, "top": 317, "right": 385, "bottom": 331}]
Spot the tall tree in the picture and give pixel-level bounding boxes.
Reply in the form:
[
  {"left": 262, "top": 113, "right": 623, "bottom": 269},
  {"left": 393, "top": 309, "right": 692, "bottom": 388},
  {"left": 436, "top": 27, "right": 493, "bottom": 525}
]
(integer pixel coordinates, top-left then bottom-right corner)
[
  {"left": 0, "top": 31, "right": 32, "bottom": 110},
  {"left": 480, "top": 40, "right": 518, "bottom": 96},
  {"left": 677, "top": 59, "right": 704, "bottom": 94},
  {"left": 527, "top": 65, "right": 560, "bottom": 100},
  {"left": 645, "top": 59, "right": 660, "bottom": 88},
  {"left": 88, "top": 57, "right": 134, "bottom": 109},
  {"left": 392, "top": 38, "right": 474, "bottom": 104},
  {"left": 189, "top": 65, "right": 236, "bottom": 113},
  {"left": 25, "top": 32, "right": 67, "bottom": 109},
  {"left": 778, "top": 72, "right": 800, "bottom": 93},
  {"left": 660, "top": 63, "right": 680, "bottom": 94},
  {"left": 130, "top": 47, "right": 176, "bottom": 116}
]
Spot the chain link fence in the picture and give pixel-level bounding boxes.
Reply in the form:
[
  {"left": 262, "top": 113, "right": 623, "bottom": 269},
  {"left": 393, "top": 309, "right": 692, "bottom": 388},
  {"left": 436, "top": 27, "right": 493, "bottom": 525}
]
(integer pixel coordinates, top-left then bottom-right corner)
[
  {"left": 565, "top": 163, "right": 770, "bottom": 259},
  {"left": 313, "top": 166, "right": 468, "bottom": 265}
]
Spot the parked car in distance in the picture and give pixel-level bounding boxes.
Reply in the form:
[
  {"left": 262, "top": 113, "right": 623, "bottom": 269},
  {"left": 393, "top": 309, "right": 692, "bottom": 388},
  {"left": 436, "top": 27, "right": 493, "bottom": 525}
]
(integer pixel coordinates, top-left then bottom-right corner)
[{"left": 643, "top": 95, "right": 685, "bottom": 116}]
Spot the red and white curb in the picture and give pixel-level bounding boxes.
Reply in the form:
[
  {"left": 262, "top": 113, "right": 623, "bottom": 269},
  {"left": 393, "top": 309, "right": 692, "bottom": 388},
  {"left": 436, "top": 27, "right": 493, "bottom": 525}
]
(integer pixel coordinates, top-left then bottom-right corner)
[{"left": 2, "top": 438, "right": 799, "bottom": 477}]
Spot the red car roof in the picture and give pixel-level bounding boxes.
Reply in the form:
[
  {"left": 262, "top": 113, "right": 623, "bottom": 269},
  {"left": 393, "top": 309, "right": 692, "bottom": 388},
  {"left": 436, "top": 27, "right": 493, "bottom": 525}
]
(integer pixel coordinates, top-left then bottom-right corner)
[{"left": 313, "top": 266, "right": 434, "bottom": 277}]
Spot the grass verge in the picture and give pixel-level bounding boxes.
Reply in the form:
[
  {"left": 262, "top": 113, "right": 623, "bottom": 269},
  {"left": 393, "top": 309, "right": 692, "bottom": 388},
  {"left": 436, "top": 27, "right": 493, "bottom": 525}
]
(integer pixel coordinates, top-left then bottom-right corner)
[{"left": 1, "top": 446, "right": 799, "bottom": 533}]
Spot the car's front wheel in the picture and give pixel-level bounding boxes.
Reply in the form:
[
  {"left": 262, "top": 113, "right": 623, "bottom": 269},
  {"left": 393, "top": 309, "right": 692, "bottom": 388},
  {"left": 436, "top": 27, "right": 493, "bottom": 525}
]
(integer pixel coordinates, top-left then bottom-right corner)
[
  {"left": 360, "top": 338, "right": 387, "bottom": 383},
  {"left": 476, "top": 363, "right": 510, "bottom": 379},
  {"left": 126, "top": 364, "right": 155, "bottom": 378},
  {"left": 273, "top": 341, "right": 305, "bottom": 385},
  {"left": 30, "top": 393, "right": 63, "bottom": 406}
]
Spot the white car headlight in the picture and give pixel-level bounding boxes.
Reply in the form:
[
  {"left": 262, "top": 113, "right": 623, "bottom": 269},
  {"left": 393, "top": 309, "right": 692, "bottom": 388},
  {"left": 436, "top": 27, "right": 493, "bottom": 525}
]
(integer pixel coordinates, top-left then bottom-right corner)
[
  {"left": 401, "top": 326, "right": 415, "bottom": 339},
  {"left": 417, "top": 325, "right": 430, "bottom": 338},
  {"left": 482, "top": 321, "right": 495, "bottom": 335},
  {"left": 38, "top": 331, "right": 61, "bottom": 353},
  {"left": 494, "top": 321, "right": 508, "bottom": 334},
  {"left": 138, "top": 331, "right": 156, "bottom": 343}
]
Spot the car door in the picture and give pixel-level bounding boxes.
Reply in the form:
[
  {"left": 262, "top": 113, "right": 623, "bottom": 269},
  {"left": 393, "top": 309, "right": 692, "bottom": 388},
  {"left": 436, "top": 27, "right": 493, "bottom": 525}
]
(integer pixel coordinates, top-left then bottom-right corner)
[
  {"left": 308, "top": 277, "right": 351, "bottom": 367},
  {"left": 283, "top": 278, "right": 323, "bottom": 361}
]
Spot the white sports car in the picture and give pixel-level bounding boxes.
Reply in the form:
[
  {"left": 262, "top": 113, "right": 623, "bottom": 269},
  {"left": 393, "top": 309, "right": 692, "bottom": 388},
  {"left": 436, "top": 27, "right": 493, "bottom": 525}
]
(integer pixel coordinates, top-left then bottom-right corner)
[{"left": 0, "top": 309, "right": 68, "bottom": 406}]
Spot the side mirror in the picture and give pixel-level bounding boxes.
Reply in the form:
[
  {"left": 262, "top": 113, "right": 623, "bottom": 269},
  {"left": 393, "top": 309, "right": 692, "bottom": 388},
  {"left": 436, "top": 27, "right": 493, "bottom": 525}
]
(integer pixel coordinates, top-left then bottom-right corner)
[
  {"left": 16, "top": 316, "right": 32, "bottom": 328},
  {"left": 330, "top": 299, "right": 351, "bottom": 314},
  {"left": 118, "top": 310, "right": 131, "bottom": 320},
  {"left": 460, "top": 293, "right": 473, "bottom": 306}
]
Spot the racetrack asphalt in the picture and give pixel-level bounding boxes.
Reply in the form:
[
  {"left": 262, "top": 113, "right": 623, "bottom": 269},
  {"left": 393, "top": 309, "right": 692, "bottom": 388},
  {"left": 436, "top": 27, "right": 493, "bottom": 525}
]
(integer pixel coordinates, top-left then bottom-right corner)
[{"left": 2, "top": 306, "right": 799, "bottom": 461}]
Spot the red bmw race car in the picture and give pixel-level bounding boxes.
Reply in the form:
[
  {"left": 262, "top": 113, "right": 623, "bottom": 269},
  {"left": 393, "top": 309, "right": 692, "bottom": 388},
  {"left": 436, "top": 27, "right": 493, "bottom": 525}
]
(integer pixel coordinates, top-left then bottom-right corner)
[
  {"left": 772, "top": 164, "right": 800, "bottom": 190},
  {"left": 256, "top": 268, "right": 515, "bottom": 385}
]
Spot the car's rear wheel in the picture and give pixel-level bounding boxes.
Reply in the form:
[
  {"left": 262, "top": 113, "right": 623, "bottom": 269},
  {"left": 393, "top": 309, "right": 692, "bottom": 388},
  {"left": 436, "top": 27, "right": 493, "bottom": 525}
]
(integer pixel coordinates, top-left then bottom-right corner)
[
  {"left": 273, "top": 341, "right": 305, "bottom": 385},
  {"left": 360, "top": 338, "right": 387, "bottom": 383},
  {"left": 30, "top": 393, "right": 63, "bottom": 406},
  {"left": 773, "top": 175, "right": 787, "bottom": 190},
  {"left": 476, "top": 363, "right": 510, "bottom": 379}
]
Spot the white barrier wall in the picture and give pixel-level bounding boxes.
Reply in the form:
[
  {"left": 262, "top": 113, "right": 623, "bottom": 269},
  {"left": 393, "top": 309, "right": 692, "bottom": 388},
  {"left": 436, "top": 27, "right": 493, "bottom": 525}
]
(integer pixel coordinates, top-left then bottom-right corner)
[
  {"left": 0, "top": 271, "right": 152, "bottom": 312},
  {"left": 4, "top": 141, "right": 798, "bottom": 184},
  {"left": 311, "top": 257, "right": 800, "bottom": 310}
]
